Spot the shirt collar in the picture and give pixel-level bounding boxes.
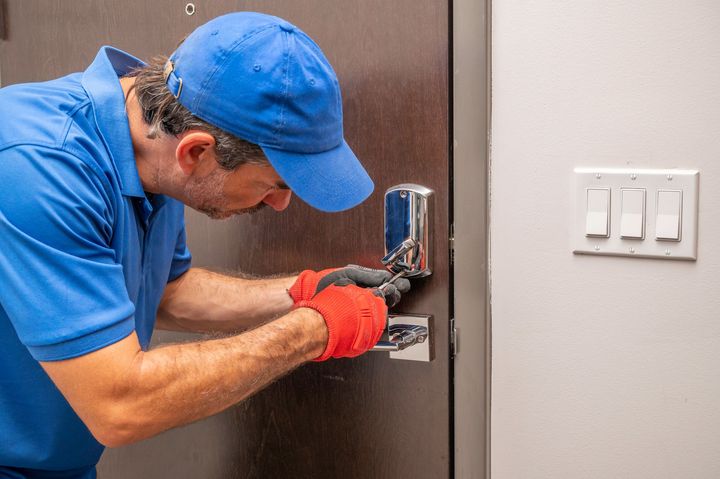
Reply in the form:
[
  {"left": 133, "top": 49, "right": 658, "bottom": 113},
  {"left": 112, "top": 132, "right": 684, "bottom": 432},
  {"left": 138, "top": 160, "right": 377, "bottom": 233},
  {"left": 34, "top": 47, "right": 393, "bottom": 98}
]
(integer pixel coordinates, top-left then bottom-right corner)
[{"left": 81, "top": 46, "right": 146, "bottom": 198}]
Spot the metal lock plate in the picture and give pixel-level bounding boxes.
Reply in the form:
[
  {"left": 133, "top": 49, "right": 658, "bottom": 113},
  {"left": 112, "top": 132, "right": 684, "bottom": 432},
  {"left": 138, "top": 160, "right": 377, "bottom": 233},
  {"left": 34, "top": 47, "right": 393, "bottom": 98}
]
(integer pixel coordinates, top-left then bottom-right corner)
[
  {"left": 387, "top": 314, "right": 433, "bottom": 362},
  {"left": 383, "top": 184, "right": 433, "bottom": 277}
]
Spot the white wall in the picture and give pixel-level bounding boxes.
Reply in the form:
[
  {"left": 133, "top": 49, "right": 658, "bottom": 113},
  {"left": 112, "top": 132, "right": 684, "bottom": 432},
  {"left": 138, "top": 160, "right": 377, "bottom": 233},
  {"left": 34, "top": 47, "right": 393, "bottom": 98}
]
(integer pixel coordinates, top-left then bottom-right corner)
[{"left": 491, "top": 2, "right": 720, "bottom": 478}]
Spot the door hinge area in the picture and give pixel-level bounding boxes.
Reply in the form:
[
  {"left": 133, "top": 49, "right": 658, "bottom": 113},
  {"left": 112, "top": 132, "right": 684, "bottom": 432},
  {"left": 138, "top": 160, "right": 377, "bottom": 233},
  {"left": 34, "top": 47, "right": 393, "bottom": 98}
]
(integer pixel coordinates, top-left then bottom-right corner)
[{"left": 450, "top": 318, "right": 458, "bottom": 358}]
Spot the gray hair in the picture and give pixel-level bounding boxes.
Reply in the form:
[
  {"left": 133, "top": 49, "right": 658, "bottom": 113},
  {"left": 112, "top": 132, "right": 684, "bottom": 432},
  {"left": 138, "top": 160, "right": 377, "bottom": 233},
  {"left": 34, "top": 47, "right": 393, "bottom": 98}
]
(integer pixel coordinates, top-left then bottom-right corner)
[{"left": 127, "top": 55, "right": 267, "bottom": 171}]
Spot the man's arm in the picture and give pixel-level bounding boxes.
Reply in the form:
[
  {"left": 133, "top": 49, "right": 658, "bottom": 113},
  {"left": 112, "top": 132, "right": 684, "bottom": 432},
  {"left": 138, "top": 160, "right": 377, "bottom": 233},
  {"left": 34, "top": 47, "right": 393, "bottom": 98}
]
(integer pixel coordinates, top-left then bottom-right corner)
[
  {"left": 157, "top": 267, "right": 296, "bottom": 333},
  {"left": 40, "top": 307, "right": 326, "bottom": 448},
  {"left": 40, "top": 281, "right": 386, "bottom": 448},
  {"left": 158, "top": 265, "right": 411, "bottom": 334}
]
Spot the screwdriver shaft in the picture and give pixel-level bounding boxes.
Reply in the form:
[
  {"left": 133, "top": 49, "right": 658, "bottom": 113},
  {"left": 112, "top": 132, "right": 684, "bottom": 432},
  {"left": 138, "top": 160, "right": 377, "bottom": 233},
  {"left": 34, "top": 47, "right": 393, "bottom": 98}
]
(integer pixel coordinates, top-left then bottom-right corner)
[{"left": 378, "top": 270, "right": 406, "bottom": 293}]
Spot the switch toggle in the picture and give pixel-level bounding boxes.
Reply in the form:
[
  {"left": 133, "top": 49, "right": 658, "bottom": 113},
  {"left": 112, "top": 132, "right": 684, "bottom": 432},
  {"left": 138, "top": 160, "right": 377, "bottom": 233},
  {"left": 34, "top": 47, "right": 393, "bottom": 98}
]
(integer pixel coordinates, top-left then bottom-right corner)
[
  {"left": 656, "top": 190, "right": 682, "bottom": 241},
  {"left": 585, "top": 188, "right": 610, "bottom": 237},
  {"left": 620, "top": 188, "right": 646, "bottom": 239}
]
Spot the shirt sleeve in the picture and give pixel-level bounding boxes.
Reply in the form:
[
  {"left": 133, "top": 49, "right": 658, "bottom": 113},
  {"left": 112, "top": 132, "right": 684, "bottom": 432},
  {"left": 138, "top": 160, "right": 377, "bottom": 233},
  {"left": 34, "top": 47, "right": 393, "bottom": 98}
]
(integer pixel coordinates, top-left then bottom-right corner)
[
  {"left": 0, "top": 145, "right": 135, "bottom": 361},
  {"left": 168, "top": 221, "right": 192, "bottom": 282}
]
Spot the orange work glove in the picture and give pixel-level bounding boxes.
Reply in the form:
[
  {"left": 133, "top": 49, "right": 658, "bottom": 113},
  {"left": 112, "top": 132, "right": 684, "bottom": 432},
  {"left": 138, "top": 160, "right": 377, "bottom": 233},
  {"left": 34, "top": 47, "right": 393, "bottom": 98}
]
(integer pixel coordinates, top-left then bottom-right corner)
[
  {"left": 295, "top": 283, "right": 387, "bottom": 361},
  {"left": 288, "top": 268, "right": 340, "bottom": 303}
]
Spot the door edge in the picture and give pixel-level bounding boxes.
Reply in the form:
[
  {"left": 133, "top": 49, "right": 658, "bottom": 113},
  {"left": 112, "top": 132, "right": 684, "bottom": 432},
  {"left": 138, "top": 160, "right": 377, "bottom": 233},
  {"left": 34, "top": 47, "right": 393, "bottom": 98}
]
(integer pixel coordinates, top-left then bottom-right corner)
[{"left": 452, "top": 0, "right": 492, "bottom": 477}]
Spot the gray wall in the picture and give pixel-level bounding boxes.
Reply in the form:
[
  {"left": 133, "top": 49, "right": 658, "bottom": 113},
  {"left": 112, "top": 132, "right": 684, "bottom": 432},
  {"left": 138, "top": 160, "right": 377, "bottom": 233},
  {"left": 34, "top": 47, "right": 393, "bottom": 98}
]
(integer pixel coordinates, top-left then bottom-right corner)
[{"left": 491, "top": 1, "right": 720, "bottom": 478}]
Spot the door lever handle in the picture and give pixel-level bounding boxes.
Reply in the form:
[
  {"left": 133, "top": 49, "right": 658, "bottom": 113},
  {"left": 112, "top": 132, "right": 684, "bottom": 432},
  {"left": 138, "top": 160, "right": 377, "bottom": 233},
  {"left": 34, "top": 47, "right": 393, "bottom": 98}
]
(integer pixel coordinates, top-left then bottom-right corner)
[
  {"left": 371, "top": 323, "right": 428, "bottom": 351},
  {"left": 381, "top": 238, "right": 417, "bottom": 271},
  {"left": 370, "top": 314, "right": 433, "bottom": 361}
]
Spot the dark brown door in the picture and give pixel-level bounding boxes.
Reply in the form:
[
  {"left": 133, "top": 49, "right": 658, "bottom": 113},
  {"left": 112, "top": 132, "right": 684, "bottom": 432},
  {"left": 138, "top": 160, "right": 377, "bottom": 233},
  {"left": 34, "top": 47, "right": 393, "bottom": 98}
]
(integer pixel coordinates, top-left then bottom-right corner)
[{"left": 0, "top": 1, "right": 451, "bottom": 477}]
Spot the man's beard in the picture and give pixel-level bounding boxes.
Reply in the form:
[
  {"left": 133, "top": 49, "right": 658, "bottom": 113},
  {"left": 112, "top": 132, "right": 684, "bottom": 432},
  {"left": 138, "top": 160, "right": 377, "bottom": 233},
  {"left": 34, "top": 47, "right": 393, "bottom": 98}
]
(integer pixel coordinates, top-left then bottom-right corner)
[
  {"left": 198, "top": 202, "right": 267, "bottom": 220},
  {"left": 183, "top": 169, "right": 266, "bottom": 220}
]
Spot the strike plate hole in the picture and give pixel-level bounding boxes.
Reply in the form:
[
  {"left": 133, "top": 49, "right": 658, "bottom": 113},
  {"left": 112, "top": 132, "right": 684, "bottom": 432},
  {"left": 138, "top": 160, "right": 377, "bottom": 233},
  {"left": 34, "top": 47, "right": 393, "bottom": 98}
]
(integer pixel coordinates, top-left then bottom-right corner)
[{"left": 185, "top": 3, "right": 196, "bottom": 15}]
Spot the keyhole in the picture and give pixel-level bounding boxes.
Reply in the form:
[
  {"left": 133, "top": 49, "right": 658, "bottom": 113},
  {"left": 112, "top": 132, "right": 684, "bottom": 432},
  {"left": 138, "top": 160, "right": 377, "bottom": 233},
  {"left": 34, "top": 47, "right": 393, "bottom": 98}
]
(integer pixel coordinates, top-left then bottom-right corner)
[{"left": 185, "top": 3, "right": 196, "bottom": 16}]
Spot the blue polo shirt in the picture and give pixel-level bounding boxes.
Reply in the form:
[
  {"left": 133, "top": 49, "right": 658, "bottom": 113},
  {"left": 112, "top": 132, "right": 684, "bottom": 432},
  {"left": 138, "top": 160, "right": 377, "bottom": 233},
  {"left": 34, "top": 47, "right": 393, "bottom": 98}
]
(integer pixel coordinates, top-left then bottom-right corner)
[{"left": 0, "top": 47, "right": 192, "bottom": 477}]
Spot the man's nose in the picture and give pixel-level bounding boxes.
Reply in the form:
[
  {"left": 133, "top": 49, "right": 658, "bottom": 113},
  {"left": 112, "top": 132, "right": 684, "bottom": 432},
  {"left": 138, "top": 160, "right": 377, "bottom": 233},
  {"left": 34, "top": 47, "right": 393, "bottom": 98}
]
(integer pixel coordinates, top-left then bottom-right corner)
[{"left": 263, "top": 188, "right": 292, "bottom": 212}]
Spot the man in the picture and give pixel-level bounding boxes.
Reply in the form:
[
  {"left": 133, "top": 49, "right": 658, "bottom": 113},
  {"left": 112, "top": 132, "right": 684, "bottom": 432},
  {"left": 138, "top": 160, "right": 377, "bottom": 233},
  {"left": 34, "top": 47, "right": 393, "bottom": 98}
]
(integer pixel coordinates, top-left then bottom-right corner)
[{"left": 0, "top": 12, "right": 410, "bottom": 478}]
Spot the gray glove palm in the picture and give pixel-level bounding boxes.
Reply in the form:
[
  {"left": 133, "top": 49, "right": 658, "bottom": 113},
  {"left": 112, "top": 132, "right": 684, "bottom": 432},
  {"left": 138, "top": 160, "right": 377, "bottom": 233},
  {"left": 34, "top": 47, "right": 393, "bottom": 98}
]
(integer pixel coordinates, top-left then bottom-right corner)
[
  {"left": 316, "top": 265, "right": 411, "bottom": 307},
  {"left": 289, "top": 265, "right": 411, "bottom": 307}
]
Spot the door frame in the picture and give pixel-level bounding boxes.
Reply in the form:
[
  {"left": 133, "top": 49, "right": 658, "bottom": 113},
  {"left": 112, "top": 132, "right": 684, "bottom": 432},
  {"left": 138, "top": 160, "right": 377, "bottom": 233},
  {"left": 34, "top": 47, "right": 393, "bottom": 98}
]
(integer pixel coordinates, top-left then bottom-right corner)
[{"left": 452, "top": 0, "right": 491, "bottom": 477}]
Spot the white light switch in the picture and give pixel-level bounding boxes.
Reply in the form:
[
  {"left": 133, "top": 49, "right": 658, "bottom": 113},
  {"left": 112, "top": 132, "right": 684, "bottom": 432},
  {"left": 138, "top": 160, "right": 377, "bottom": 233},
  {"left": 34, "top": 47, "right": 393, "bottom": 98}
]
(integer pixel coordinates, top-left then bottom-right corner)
[
  {"left": 620, "top": 188, "right": 645, "bottom": 239},
  {"left": 586, "top": 188, "right": 610, "bottom": 237},
  {"left": 656, "top": 190, "right": 682, "bottom": 241},
  {"left": 574, "top": 168, "right": 698, "bottom": 260}
]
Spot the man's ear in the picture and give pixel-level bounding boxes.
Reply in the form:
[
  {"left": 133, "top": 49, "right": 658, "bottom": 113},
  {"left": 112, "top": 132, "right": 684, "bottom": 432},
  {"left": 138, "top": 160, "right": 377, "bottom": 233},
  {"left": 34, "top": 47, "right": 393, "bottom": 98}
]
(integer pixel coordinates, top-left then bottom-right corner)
[{"left": 175, "top": 131, "right": 217, "bottom": 176}]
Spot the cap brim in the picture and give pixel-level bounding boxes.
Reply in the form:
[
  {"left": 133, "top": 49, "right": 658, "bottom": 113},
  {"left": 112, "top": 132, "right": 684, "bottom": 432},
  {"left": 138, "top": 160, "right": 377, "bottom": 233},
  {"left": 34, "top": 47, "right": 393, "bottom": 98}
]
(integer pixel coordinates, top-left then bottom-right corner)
[{"left": 260, "top": 140, "right": 374, "bottom": 212}]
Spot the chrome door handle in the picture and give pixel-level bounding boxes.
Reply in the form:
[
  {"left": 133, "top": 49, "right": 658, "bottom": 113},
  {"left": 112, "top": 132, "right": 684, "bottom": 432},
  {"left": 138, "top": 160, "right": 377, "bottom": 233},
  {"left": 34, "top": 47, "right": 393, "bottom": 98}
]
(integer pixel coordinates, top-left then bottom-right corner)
[
  {"left": 371, "top": 184, "right": 435, "bottom": 362},
  {"left": 371, "top": 323, "right": 428, "bottom": 351},
  {"left": 383, "top": 184, "right": 434, "bottom": 278},
  {"left": 381, "top": 238, "right": 417, "bottom": 271},
  {"left": 371, "top": 314, "right": 433, "bottom": 362}
]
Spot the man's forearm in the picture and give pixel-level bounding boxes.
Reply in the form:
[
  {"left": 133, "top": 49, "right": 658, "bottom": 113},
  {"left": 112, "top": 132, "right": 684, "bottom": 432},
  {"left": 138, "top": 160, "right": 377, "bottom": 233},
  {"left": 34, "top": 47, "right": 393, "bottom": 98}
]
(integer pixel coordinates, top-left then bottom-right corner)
[
  {"left": 43, "top": 307, "right": 326, "bottom": 447},
  {"left": 157, "top": 267, "right": 297, "bottom": 333}
]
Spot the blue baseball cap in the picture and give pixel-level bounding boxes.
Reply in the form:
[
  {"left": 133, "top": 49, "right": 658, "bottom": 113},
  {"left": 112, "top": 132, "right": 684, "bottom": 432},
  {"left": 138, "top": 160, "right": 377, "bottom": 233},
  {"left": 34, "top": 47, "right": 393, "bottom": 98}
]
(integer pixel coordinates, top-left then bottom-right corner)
[{"left": 163, "top": 12, "right": 374, "bottom": 212}]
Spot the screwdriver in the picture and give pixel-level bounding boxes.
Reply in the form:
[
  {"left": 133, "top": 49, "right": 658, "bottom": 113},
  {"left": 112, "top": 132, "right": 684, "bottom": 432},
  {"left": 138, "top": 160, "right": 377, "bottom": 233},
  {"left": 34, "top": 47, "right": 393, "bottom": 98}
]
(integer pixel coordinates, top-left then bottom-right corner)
[{"left": 377, "top": 270, "right": 407, "bottom": 296}]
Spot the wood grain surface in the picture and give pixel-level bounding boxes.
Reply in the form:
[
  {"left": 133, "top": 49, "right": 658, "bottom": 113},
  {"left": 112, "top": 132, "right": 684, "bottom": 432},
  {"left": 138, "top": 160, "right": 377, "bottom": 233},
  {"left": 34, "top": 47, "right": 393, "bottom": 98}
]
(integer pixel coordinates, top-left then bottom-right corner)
[{"left": 1, "top": 1, "right": 450, "bottom": 477}]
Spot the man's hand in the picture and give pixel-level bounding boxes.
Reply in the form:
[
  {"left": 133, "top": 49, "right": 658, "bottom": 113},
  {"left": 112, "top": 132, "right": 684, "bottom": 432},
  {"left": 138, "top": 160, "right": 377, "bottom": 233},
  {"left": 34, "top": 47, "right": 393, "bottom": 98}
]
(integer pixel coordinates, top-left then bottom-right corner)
[
  {"left": 295, "top": 282, "right": 387, "bottom": 361},
  {"left": 289, "top": 265, "right": 411, "bottom": 307}
]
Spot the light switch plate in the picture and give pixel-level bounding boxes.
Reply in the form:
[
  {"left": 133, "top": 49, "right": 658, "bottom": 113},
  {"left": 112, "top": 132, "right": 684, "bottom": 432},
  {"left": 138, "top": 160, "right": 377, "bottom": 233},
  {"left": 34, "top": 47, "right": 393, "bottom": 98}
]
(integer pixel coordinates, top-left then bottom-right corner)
[{"left": 574, "top": 168, "right": 699, "bottom": 260}]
